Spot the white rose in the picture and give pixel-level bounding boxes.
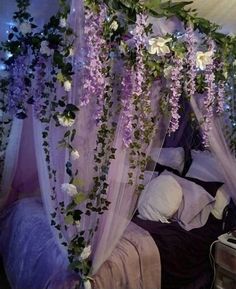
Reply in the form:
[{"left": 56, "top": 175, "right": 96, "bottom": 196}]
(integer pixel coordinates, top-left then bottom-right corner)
[
  {"left": 110, "top": 21, "right": 119, "bottom": 31},
  {"left": 40, "top": 40, "right": 53, "bottom": 56},
  {"left": 69, "top": 47, "right": 74, "bottom": 57},
  {"left": 71, "top": 149, "right": 80, "bottom": 161},
  {"left": 58, "top": 115, "right": 75, "bottom": 127},
  {"left": 148, "top": 37, "right": 172, "bottom": 56},
  {"left": 61, "top": 183, "right": 78, "bottom": 197},
  {"left": 80, "top": 245, "right": 91, "bottom": 260},
  {"left": 59, "top": 17, "right": 67, "bottom": 28},
  {"left": 75, "top": 220, "right": 80, "bottom": 230},
  {"left": 196, "top": 50, "right": 213, "bottom": 70},
  {"left": 64, "top": 80, "right": 72, "bottom": 92},
  {"left": 84, "top": 280, "right": 92, "bottom": 289},
  {"left": 19, "top": 22, "right": 32, "bottom": 35}
]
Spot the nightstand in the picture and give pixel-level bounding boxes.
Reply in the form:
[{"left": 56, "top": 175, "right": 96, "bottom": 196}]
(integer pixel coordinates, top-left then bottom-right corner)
[{"left": 214, "top": 241, "right": 236, "bottom": 289}]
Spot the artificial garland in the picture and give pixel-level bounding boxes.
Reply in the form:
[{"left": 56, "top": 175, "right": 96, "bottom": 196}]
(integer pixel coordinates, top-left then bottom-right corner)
[{"left": 1, "top": 0, "right": 236, "bottom": 288}]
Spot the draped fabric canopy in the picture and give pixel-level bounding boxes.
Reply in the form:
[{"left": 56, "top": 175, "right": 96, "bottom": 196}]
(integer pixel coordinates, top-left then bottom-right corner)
[
  {"left": 173, "top": 0, "right": 236, "bottom": 34},
  {"left": 1, "top": 1, "right": 236, "bottom": 288}
]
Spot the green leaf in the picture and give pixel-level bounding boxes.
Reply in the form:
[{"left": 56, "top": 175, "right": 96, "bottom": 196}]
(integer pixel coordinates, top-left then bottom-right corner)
[
  {"left": 143, "top": 0, "right": 161, "bottom": 10},
  {"left": 72, "top": 178, "right": 84, "bottom": 187},
  {"left": 64, "top": 130, "right": 71, "bottom": 138},
  {"left": 70, "top": 128, "right": 76, "bottom": 142},
  {"left": 66, "top": 103, "right": 79, "bottom": 112},
  {"left": 74, "top": 193, "right": 87, "bottom": 205},
  {"left": 65, "top": 214, "right": 74, "bottom": 224}
]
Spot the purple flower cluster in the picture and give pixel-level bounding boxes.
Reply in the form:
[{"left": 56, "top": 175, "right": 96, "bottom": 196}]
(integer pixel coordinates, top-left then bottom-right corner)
[
  {"left": 121, "top": 68, "right": 134, "bottom": 148},
  {"left": 216, "top": 81, "right": 225, "bottom": 114},
  {"left": 133, "top": 14, "right": 151, "bottom": 136},
  {"left": 132, "top": 14, "right": 148, "bottom": 47},
  {"left": 81, "top": 5, "right": 107, "bottom": 123},
  {"left": 168, "top": 57, "right": 184, "bottom": 134},
  {"left": 203, "top": 58, "right": 216, "bottom": 147},
  {"left": 185, "top": 25, "right": 197, "bottom": 97},
  {"left": 8, "top": 56, "right": 27, "bottom": 115}
]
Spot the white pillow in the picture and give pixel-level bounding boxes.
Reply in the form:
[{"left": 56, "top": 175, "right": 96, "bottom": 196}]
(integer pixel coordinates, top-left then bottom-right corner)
[
  {"left": 138, "top": 174, "right": 183, "bottom": 222},
  {"left": 186, "top": 150, "right": 224, "bottom": 182},
  {"left": 211, "top": 186, "right": 230, "bottom": 219},
  {"left": 162, "top": 170, "right": 215, "bottom": 230},
  {"left": 149, "top": 147, "right": 185, "bottom": 174}
]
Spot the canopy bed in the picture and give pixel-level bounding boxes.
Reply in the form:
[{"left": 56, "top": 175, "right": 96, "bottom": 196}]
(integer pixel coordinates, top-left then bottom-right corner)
[{"left": 1, "top": 0, "right": 236, "bottom": 289}]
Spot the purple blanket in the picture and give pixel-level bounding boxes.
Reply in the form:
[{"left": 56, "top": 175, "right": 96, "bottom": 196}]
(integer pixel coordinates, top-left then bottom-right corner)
[
  {"left": 0, "top": 198, "right": 80, "bottom": 289},
  {"left": 133, "top": 214, "right": 224, "bottom": 289}
]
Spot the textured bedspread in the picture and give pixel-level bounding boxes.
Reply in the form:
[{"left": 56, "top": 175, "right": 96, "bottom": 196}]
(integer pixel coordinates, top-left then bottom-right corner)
[
  {"left": 0, "top": 198, "right": 161, "bottom": 289},
  {"left": 93, "top": 222, "right": 161, "bottom": 289}
]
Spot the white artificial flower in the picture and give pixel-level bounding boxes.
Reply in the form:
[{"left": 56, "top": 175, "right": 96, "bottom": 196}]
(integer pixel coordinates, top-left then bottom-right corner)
[
  {"left": 61, "top": 183, "right": 78, "bottom": 197},
  {"left": 84, "top": 280, "right": 92, "bottom": 289},
  {"left": 163, "top": 66, "right": 172, "bottom": 78},
  {"left": 148, "top": 37, "right": 172, "bottom": 56},
  {"left": 64, "top": 80, "right": 72, "bottom": 92},
  {"left": 58, "top": 115, "right": 75, "bottom": 127},
  {"left": 110, "top": 20, "right": 119, "bottom": 31},
  {"left": 71, "top": 149, "right": 80, "bottom": 161},
  {"left": 69, "top": 47, "right": 74, "bottom": 57},
  {"left": 59, "top": 17, "right": 67, "bottom": 28},
  {"left": 19, "top": 22, "right": 32, "bottom": 35},
  {"left": 80, "top": 245, "right": 91, "bottom": 260},
  {"left": 223, "top": 71, "right": 228, "bottom": 79},
  {"left": 75, "top": 220, "right": 80, "bottom": 230},
  {"left": 40, "top": 40, "right": 53, "bottom": 56},
  {"left": 196, "top": 50, "right": 213, "bottom": 70}
]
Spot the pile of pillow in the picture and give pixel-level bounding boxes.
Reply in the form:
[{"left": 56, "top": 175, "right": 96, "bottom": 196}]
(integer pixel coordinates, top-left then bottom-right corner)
[{"left": 138, "top": 148, "right": 230, "bottom": 230}]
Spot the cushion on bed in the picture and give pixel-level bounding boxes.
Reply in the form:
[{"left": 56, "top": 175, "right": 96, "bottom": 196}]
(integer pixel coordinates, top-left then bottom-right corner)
[
  {"left": 149, "top": 147, "right": 185, "bottom": 174},
  {"left": 184, "top": 176, "right": 223, "bottom": 197},
  {"left": 138, "top": 175, "right": 183, "bottom": 223},
  {"left": 161, "top": 171, "right": 215, "bottom": 230},
  {"left": 186, "top": 150, "right": 224, "bottom": 182}
]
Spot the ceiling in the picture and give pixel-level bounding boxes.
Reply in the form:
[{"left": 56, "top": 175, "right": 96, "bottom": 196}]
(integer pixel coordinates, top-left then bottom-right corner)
[
  {"left": 172, "top": 0, "right": 236, "bottom": 34},
  {"left": 0, "top": 0, "right": 59, "bottom": 41},
  {"left": 1, "top": 0, "right": 236, "bottom": 41}
]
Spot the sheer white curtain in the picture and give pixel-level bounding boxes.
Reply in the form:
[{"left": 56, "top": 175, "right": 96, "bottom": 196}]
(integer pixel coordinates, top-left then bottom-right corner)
[{"left": 0, "top": 118, "right": 23, "bottom": 206}]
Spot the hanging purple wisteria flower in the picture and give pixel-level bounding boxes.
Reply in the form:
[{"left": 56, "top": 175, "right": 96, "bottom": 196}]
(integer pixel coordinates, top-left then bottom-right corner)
[
  {"left": 8, "top": 55, "right": 28, "bottom": 118},
  {"left": 202, "top": 41, "right": 216, "bottom": 147},
  {"left": 185, "top": 25, "right": 197, "bottom": 98},
  {"left": 216, "top": 81, "right": 225, "bottom": 114},
  {"left": 121, "top": 68, "right": 134, "bottom": 148},
  {"left": 33, "top": 56, "right": 47, "bottom": 118},
  {"left": 81, "top": 5, "right": 107, "bottom": 124},
  {"left": 132, "top": 14, "right": 151, "bottom": 138},
  {"left": 168, "top": 57, "right": 184, "bottom": 134}
]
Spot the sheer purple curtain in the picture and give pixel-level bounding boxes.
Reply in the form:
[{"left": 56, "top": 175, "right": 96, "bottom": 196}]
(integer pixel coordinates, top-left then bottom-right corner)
[
  {"left": 0, "top": 107, "right": 42, "bottom": 208},
  {"left": 190, "top": 95, "right": 236, "bottom": 202}
]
